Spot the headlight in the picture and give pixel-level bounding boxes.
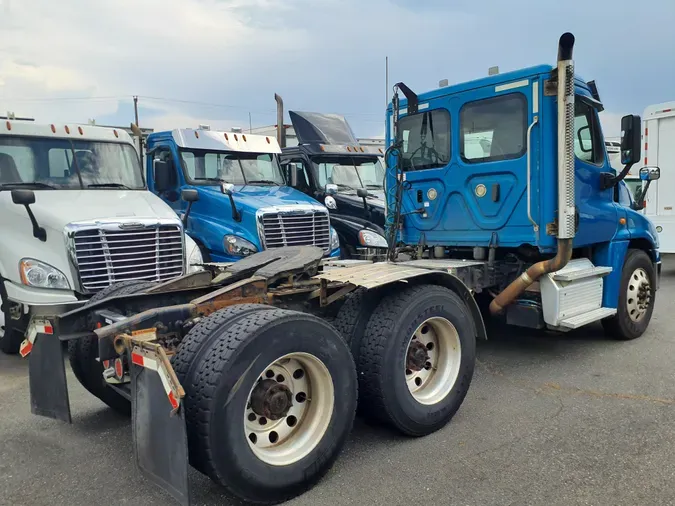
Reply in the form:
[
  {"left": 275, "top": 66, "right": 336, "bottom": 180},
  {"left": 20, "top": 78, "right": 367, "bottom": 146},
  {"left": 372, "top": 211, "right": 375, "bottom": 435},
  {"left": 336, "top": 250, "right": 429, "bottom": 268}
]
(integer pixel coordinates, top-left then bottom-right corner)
[
  {"left": 224, "top": 235, "right": 258, "bottom": 257},
  {"left": 185, "top": 235, "right": 204, "bottom": 273},
  {"left": 358, "top": 230, "right": 388, "bottom": 248},
  {"left": 330, "top": 227, "right": 340, "bottom": 251},
  {"left": 19, "top": 259, "right": 70, "bottom": 290}
]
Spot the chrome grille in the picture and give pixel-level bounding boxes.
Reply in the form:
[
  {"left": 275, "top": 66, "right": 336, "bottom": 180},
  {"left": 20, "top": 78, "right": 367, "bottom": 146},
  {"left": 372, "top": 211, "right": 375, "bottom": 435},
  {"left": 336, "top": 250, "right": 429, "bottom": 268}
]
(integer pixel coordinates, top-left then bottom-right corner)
[
  {"left": 72, "top": 225, "right": 184, "bottom": 292},
  {"left": 260, "top": 210, "right": 331, "bottom": 252}
]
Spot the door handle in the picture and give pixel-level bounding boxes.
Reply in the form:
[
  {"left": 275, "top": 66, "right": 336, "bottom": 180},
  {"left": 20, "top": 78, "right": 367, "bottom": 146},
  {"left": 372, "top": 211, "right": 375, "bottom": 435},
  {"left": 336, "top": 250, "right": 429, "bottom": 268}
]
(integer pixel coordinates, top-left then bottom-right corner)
[{"left": 527, "top": 116, "right": 539, "bottom": 232}]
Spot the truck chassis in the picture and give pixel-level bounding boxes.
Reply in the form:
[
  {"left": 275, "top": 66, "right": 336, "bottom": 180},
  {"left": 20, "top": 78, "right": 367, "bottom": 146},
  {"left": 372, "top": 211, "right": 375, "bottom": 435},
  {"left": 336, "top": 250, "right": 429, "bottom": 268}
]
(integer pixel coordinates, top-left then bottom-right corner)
[{"left": 24, "top": 246, "right": 488, "bottom": 505}]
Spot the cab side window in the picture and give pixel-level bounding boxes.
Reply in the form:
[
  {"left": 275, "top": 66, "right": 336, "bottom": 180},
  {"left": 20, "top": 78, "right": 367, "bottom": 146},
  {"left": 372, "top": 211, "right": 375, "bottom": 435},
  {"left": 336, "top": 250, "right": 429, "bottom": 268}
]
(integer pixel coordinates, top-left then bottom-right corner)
[
  {"left": 397, "top": 109, "right": 451, "bottom": 171},
  {"left": 574, "top": 101, "right": 604, "bottom": 165}
]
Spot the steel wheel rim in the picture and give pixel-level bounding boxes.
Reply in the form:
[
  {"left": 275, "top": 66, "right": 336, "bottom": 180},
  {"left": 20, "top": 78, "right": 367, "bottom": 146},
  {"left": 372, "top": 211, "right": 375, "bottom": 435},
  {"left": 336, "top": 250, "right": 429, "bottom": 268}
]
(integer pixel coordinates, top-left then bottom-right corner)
[
  {"left": 405, "top": 317, "right": 461, "bottom": 405},
  {"left": 244, "top": 352, "right": 334, "bottom": 466},
  {"left": 626, "top": 267, "right": 651, "bottom": 322}
]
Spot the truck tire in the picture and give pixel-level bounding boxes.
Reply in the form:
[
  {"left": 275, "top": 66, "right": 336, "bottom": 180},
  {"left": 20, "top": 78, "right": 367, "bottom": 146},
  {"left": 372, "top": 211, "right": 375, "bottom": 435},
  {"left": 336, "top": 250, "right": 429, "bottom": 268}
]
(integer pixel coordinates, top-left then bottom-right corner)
[
  {"left": 185, "top": 309, "right": 357, "bottom": 504},
  {"left": 0, "top": 283, "right": 23, "bottom": 355},
  {"left": 67, "top": 280, "right": 157, "bottom": 415},
  {"left": 332, "top": 287, "right": 382, "bottom": 357},
  {"left": 602, "top": 249, "right": 656, "bottom": 340},
  {"left": 357, "top": 284, "right": 475, "bottom": 436},
  {"left": 172, "top": 303, "right": 274, "bottom": 473}
]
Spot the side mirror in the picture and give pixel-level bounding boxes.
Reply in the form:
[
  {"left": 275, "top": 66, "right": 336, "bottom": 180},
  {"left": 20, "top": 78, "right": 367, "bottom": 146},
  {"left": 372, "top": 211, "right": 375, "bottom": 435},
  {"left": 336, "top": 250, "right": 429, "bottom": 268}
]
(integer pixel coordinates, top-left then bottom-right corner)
[
  {"left": 620, "top": 114, "right": 642, "bottom": 165},
  {"left": 220, "top": 183, "right": 241, "bottom": 222},
  {"left": 11, "top": 189, "right": 46, "bottom": 241},
  {"left": 356, "top": 188, "right": 369, "bottom": 198},
  {"left": 153, "top": 160, "right": 173, "bottom": 192},
  {"left": 181, "top": 188, "right": 199, "bottom": 202},
  {"left": 11, "top": 189, "right": 36, "bottom": 205},
  {"left": 180, "top": 189, "right": 199, "bottom": 227},
  {"left": 288, "top": 163, "right": 298, "bottom": 187},
  {"left": 325, "top": 184, "right": 338, "bottom": 196},
  {"left": 221, "top": 182, "right": 235, "bottom": 195},
  {"left": 640, "top": 166, "right": 660, "bottom": 181}
]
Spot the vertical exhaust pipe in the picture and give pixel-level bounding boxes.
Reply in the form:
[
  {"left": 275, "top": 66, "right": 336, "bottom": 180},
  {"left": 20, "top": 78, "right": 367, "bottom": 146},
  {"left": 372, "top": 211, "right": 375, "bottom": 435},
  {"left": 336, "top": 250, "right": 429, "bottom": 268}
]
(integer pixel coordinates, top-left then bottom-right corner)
[
  {"left": 274, "top": 93, "right": 286, "bottom": 148},
  {"left": 490, "top": 33, "right": 576, "bottom": 315}
]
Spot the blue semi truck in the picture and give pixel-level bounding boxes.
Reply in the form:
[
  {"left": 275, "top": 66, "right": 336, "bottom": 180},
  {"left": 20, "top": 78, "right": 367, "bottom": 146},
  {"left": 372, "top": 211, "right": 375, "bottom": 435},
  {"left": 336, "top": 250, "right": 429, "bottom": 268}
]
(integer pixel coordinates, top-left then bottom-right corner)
[
  {"left": 23, "top": 32, "right": 660, "bottom": 506},
  {"left": 145, "top": 128, "right": 340, "bottom": 262}
]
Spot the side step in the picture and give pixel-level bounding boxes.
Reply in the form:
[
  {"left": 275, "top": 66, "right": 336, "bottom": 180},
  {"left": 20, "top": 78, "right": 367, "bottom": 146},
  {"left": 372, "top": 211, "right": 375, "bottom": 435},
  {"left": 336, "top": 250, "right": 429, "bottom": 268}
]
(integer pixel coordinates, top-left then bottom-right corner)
[
  {"left": 558, "top": 307, "right": 616, "bottom": 329},
  {"left": 552, "top": 266, "right": 612, "bottom": 282}
]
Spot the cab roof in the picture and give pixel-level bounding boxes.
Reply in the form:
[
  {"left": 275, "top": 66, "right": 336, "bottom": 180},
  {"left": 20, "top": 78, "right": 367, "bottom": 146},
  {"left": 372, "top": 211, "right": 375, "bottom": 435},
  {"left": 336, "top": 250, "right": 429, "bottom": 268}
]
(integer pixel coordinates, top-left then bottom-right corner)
[
  {"left": 0, "top": 120, "right": 134, "bottom": 144},
  {"left": 161, "top": 129, "right": 281, "bottom": 154}
]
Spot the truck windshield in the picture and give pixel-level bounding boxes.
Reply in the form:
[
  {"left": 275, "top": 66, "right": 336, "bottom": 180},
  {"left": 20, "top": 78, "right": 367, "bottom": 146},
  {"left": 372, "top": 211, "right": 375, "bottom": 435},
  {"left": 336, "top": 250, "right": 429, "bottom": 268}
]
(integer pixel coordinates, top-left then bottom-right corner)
[
  {"left": 180, "top": 150, "right": 285, "bottom": 185},
  {"left": 0, "top": 136, "right": 144, "bottom": 190},
  {"left": 312, "top": 156, "right": 385, "bottom": 190}
]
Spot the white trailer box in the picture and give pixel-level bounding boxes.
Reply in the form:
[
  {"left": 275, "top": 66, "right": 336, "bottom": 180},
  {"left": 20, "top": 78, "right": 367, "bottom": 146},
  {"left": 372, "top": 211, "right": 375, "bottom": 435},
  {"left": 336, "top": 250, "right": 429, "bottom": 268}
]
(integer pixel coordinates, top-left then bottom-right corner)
[{"left": 642, "top": 103, "right": 675, "bottom": 252}]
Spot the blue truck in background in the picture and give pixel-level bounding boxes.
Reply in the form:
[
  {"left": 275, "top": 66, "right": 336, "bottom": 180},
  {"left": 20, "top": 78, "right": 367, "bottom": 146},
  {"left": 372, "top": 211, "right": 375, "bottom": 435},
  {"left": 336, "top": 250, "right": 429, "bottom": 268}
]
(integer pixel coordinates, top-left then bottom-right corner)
[{"left": 145, "top": 128, "right": 340, "bottom": 262}]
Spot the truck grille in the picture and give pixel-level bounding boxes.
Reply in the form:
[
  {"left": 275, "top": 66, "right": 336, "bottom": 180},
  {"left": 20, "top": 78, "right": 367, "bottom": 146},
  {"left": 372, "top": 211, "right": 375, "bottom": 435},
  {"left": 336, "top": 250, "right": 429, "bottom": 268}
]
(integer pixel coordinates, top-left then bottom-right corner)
[
  {"left": 72, "top": 225, "right": 184, "bottom": 292},
  {"left": 260, "top": 210, "right": 331, "bottom": 252}
]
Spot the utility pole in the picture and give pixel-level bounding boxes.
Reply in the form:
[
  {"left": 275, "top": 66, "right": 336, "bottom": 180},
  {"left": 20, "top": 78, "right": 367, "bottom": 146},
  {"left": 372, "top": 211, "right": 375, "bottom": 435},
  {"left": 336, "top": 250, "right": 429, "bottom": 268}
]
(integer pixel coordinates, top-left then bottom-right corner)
[{"left": 133, "top": 95, "right": 139, "bottom": 127}]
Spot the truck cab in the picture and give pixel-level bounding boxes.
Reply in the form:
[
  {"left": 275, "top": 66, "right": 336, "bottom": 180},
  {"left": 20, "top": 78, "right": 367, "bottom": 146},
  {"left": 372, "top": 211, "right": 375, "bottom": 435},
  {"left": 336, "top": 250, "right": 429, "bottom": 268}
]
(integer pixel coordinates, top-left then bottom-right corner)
[
  {"left": 145, "top": 128, "right": 341, "bottom": 262},
  {"left": 0, "top": 121, "right": 200, "bottom": 354},
  {"left": 280, "top": 111, "right": 388, "bottom": 258},
  {"left": 385, "top": 33, "right": 660, "bottom": 338}
]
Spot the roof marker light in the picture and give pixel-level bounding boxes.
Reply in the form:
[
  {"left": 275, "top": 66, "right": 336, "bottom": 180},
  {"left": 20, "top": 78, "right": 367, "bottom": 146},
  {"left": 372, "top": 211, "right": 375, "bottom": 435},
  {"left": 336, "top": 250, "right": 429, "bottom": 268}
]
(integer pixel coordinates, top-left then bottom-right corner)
[
  {"left": 194, "top": 131, "right": 199, "bottom": 138},
  {"left": 5, "top": 121, "right": 10, "bottom": 131},
  {"left": 64, "top": 125, "right": 70, "bottom": 134},
  {"left": 113, "top": 129, "right": 119, "bottom": 138},
  {"left": 234, "top": 134, "right": 238, "bottom": 141},
  {"left": 266, "top": 136, "right": 270, "bottom": 144},
  {"left": 224, "top": 133, "right": 229, "bottom": 140},
  {"left": 242, "top": 134, "right": 247, "bottom": 142},
  {"left": 78, "top": 126, "right": 84, "bottom": 135},
  {"left": 50, "top": 124, "right": 56, "bottom": 133}
]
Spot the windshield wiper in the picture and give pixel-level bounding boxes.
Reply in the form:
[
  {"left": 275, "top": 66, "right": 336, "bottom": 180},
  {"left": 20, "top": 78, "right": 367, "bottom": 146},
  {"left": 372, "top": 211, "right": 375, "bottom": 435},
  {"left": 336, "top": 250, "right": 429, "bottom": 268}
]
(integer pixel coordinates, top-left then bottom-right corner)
[
  {"left": 365, "top": 184, "right": 382, "bottom": 189},
  {"left": 194, "top": 177, "right": 227, "bottom": 183},
  {"left": 0, "top": 181, "right": 56, "bottom": 190},
  {"left": 247, "top": 179, "right": 280, "bottom": 185},
  {"left": 87, "top": 183, "right": 131, "bottom": 189},
  {"left": 334, "top": 183, "right": 356, "bottom": 190}
]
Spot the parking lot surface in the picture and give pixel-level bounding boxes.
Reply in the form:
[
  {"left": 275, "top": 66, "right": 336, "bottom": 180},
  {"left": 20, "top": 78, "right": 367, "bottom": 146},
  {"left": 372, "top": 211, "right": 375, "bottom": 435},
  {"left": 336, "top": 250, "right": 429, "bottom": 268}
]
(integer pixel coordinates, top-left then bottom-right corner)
[{"left": 2, "top": 259, "right": 675, "bottom": 506}]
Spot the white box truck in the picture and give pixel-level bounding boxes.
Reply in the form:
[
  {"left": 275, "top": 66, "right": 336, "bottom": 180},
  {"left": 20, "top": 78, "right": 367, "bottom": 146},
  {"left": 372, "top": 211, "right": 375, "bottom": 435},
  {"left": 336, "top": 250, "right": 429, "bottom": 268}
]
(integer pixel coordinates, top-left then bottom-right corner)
[
  {"left": 641, "top": 103, "right": 675, "bottom": 252},
  {"left": 0, "top": 120, "right": 202, "bottom": 354}
]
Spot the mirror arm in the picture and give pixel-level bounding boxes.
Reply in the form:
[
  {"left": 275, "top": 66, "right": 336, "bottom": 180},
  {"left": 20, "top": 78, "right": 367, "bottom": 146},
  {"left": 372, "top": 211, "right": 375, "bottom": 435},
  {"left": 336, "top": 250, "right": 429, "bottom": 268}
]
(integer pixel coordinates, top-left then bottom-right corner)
[
  {"left": 24, "top": 204, "right": 47, "bottom": 242},
  {"left": 601, "top": 161, "right": 635, "bottom": 190},
  {"left": 183, "top": 202, "right": 193, "bottom": 227},
  {"left": 228, "top": 194, "right": 242, "bottom": 222}
]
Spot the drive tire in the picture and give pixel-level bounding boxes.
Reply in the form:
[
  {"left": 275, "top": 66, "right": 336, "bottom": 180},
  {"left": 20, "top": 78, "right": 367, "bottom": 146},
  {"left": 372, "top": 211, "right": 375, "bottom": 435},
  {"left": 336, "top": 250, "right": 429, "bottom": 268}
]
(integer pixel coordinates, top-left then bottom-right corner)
[
  {"left": 357, "top": 284, "right": 475, "bottom": 436},
  {"left": 172, "top": 303, "right": 275, "bottom": 472},
  {"left": 332, "top": 287, "right": 382, "bottom": 357},
  {"left": 602, "top": 249, "right": 656, "bottom": 340},
  {"left": 186, "top": 309, "right": 357, "bottom": 504},
  {"left": 67, "top": 280, "right": 156, "bottom": 415}
]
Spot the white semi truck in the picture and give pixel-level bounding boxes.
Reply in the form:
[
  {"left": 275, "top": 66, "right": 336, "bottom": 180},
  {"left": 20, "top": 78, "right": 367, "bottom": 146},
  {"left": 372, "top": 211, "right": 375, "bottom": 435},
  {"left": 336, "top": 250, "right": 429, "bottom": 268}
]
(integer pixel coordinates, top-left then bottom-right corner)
[
  {"left": 0, "top": 120, "right": 202, "bottom": 354},
  {"left": 640, "top": 102, "right": 675, "bottom": 252}
]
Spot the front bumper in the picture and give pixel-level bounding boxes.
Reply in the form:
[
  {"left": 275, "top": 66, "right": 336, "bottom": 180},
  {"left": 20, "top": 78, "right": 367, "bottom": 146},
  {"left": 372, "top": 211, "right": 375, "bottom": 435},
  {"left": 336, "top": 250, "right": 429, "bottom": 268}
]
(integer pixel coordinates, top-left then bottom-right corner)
[{"left": 4, "top": 280, "right": 86, "bottom": 331}]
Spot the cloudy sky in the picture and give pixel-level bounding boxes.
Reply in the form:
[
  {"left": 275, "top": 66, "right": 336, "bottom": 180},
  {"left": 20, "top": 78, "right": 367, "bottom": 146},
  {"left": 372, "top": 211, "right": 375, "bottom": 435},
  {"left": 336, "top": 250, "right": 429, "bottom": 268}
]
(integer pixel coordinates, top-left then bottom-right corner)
[{"left": 0, "top": 0, "right": 673, "bottom": 139}]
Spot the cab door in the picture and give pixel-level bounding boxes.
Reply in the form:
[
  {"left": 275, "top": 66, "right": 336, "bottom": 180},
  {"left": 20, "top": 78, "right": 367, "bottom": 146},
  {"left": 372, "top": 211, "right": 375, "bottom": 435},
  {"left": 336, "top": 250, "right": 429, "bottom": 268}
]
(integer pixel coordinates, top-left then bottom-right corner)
[{"left": 397, "top": 78, "right": 540, "bottom": 248}]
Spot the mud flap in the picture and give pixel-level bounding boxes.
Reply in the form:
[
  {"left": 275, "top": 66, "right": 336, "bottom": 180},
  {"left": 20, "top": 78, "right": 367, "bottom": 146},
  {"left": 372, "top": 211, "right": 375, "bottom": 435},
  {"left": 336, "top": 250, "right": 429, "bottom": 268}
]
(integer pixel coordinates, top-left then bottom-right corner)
[
  {"left": 131, "top": 350, "right": 190, "bottom": 506},
  {"left": 27, "top": 330, "right": 72, "bottom": 423}
]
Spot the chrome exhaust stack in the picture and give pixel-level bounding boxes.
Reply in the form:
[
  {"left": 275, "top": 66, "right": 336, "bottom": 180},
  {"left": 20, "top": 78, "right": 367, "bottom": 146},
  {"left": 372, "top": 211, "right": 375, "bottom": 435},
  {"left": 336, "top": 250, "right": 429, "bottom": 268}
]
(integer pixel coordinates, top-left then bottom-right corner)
[
  {"left": 556, "top": 32, "right": 576, "bottom": 240},
  {"left": 274, "top": 93, "right": 286, "bottom": 148}
]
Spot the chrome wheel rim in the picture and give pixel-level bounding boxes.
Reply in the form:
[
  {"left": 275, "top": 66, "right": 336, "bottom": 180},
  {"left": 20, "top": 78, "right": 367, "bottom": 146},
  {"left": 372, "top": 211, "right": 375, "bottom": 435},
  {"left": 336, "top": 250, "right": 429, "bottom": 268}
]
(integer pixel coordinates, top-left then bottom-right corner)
[
  {"left": 627, "top": 267, "right": 651, "bottom": 322},
  {"left": 405, "top": 317, "right": 461, "bottom": 405},
  {"left": 244, "top": 352, "right": 334, "bottom": 466}
]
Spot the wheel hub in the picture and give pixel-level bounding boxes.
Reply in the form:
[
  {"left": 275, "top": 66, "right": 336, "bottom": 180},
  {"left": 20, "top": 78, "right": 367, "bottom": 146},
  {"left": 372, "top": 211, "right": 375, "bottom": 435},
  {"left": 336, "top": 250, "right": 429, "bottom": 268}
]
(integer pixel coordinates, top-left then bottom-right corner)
[
  {"left": 250, "top": 379, "right": 293, "bottom": 420},
  {"left": 407, "top": 340, "right": 430, "bottom": 372}
]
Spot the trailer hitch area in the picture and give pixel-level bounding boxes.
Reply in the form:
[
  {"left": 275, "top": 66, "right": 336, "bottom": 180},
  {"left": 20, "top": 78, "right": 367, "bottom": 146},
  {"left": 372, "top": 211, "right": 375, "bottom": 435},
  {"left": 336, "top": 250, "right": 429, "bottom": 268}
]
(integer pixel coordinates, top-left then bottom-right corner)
[{"left": 126, "top": 332, "right": 191, "bottom": 506}]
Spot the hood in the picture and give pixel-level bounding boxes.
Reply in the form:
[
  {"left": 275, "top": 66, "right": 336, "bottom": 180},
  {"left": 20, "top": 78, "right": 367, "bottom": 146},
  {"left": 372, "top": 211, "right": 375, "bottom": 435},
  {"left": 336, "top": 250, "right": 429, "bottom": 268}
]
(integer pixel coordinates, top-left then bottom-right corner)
[
  {"left": 199, "top": 184, "right": 323, "bottom": 212},
  {"left": 330, "top": 189, "right": 386, "bottom": 230},
  {"left": 2, "top": 189, "right": 180, "bottom": 234},
  {"left": 289, "top": 111, "right": 358, "bottom": 145}
]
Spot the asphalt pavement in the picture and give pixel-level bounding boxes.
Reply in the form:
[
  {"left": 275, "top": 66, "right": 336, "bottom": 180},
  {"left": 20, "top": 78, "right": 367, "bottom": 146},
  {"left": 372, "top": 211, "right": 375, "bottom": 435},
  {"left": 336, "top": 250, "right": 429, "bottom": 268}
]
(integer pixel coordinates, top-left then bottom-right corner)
[{"left": 2, "top": 259, "right": 675, "bottom": 506}]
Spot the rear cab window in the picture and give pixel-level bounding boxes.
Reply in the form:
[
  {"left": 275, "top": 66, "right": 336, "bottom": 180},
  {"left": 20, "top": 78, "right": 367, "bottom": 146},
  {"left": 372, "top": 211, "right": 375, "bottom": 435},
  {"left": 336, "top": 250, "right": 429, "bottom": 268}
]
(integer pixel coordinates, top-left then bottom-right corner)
[
  {"left": 460, "top": 93, "right": 527, "bottom": 163},
  {"left": 397, "top": 109, "right": 451, "bottom": 171}
]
